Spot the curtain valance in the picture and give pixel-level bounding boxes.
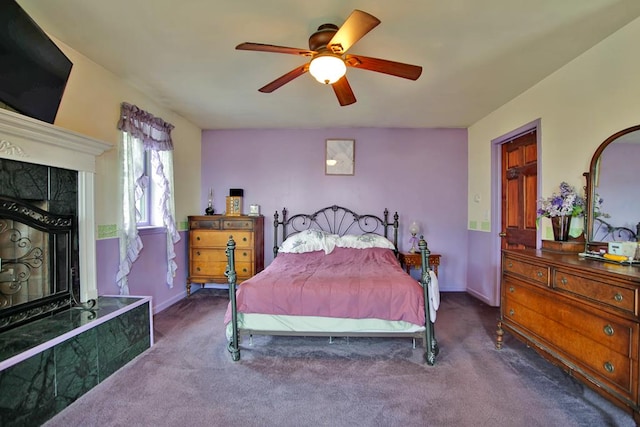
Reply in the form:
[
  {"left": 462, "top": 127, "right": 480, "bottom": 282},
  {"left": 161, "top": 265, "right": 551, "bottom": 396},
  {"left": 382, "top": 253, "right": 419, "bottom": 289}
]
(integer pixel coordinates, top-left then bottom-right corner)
[{"left": 117, "top": 102, "right": 174, "bottom": 151}]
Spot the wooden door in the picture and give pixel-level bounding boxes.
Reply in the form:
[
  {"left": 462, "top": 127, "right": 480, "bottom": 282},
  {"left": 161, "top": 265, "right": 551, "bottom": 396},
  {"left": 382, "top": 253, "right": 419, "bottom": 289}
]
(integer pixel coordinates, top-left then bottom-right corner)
[{"left": 501, "top": 131, "right": 537, "bottom": 250}]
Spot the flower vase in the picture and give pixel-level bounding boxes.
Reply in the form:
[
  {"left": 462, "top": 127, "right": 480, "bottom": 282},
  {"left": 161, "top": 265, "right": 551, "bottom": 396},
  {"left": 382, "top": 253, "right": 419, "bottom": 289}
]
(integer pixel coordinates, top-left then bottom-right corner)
[{"left": 551, "top": 216, "right": 571, "bottom": 241}]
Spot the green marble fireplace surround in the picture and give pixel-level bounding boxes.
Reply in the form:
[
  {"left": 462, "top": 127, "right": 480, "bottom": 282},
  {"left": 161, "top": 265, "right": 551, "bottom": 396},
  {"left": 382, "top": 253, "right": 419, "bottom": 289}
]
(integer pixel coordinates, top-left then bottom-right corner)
[{"left": 0, "top": 295, "right": 153, "bottom": 426}]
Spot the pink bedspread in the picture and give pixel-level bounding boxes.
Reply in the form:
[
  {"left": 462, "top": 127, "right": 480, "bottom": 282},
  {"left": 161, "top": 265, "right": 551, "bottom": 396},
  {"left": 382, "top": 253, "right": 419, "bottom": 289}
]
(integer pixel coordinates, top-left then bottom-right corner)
[{"left": 224, "top": 247, "right": 425, "bottom": 326}]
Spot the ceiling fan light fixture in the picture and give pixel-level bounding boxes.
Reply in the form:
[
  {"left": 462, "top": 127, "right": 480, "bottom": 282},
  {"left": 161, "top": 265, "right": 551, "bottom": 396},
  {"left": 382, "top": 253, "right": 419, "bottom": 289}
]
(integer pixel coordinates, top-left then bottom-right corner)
[{"left": 309, "top": 54, "right": 346, "bottom": 85}]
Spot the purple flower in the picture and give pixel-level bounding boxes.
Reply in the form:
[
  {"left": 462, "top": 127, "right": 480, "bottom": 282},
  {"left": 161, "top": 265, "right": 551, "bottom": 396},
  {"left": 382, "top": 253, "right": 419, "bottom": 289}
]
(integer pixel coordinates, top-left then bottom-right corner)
[{"left": 537, "top": 182, "right": 584, "bottom": 219}]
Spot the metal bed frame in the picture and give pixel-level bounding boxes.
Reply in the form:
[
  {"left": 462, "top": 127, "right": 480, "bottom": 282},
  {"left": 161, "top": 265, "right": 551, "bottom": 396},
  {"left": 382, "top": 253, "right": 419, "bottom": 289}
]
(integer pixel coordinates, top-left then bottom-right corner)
[
  {"left": 225, "top": 205, "right": 439, "bottom": 365},
  {"left": 593, "top": 217, "right": 640, "bottom": 242}
]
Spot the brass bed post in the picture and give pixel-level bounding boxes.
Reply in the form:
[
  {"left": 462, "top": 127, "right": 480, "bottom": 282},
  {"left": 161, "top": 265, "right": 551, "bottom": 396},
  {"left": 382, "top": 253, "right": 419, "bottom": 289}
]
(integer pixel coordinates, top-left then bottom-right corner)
[
  {"left": 225, "top": 236, "right": 240, "bottom": 361},
  {"left": 419, "top": 236, "right": 438, "bottom": 365}
]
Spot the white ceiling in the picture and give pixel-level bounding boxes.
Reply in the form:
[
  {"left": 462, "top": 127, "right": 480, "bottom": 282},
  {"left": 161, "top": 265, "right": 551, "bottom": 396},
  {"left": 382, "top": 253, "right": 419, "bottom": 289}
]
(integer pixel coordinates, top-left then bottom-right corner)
[{"left": 16, "top": 0, "right": 640, "bottom": 130}]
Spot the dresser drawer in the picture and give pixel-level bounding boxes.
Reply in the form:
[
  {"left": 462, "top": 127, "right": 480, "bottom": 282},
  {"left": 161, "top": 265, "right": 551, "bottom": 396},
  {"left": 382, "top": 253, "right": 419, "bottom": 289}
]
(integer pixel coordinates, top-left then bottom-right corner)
[
  {"left": 553, "top": 269, "right": 636, "bottom": 315},
  {"left": 190, "top": 230, "right": 254, "bottom": 248},
  {"left": 191, "top": 260, "right": 254, "bottom": 279},
  {"left": 504, "top": 295, "right": 635, "bottom": 396},
  {"left": 191, "top": 248, "right": 253, "bottom": 263},
  {"left": 189, "top": 219, "right": 221, "bottom": 230},
  {"left": 504, "top": 279, "right": 635, "bottom": 357},
  {"left": 503, "top": 282, "right": 637, "bottom": 396},
  {"left": 503, "top": 255, "right": 549, "bottom": 286},
  {"left": 222, "top": 219, "right": 255, "bottom": 230}
]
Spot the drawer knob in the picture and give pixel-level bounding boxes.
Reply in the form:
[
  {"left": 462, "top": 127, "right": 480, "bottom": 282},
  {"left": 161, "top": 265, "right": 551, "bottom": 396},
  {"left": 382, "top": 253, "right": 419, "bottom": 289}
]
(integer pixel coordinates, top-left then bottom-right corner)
[
  {"left": 197, "top": 236, "right": 201, "bottom": 241},
  {"left": 603, "top": 324, "right": 615, "bottom": 336},
  {"left": 507, "top": 262, "right": 513, "bottom": 268},
  {"left": 614, "top": 293, "right": 623, "bottom": 302},
  {"left": 196, "top": 267, "right": 200, "bottom": 272},
  {"left": 242, "top": 268, "right": 248, "bottom": 273},
  {"left": 509, "top": 309, "right": 515, "bottom": 316},
  {"left": 509, "top": 286, "right": 515, "bottom": 293},
  {"left": 243, "top": 252, "right": 248, "bottom": 257},
  {"left": 560, "top": 277, "right": 568, "bottom": 285},
  {"left": 243, "top": 237, "right": 248, "bottom": 242},
  {"left": 603, "top": 361, "right": 615, "bottom": 373},
  {"left": 536, "top": 271, "right": 543, "bottom": 278},
  {"left": 196, "top": 251, "right": 200, "bottom": 256}
]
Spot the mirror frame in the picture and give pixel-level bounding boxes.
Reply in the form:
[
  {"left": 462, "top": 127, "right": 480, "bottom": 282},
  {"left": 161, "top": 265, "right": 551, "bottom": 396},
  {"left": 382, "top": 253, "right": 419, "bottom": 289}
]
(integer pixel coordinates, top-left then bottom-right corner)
[{"left": 584, "top": 124, "right": 640, "bottom": 250}]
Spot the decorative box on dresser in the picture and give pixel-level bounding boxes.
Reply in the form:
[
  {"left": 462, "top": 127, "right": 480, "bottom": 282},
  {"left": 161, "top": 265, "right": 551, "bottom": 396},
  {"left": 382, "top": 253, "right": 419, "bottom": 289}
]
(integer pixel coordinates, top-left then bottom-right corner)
[
  {"left": 496, "top": 249, "right": 640, "bottom": 423},
  {"left": 187, "top": 215, "right": 264, "bottom": 296}
]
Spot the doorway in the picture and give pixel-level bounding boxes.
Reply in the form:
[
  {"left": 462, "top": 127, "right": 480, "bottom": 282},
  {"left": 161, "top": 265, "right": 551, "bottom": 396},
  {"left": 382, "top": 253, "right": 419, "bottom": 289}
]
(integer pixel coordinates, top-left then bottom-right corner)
[
  {"left": 500, "top": 129, "right": 538, "bottom": 250},
  {"left": 488, "top": 119, "right": 541, "bottom": 305}
]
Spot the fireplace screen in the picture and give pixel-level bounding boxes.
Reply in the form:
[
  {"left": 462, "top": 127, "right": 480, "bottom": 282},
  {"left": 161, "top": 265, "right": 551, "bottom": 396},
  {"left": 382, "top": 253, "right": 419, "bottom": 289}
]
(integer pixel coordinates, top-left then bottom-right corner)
[{"left": 0, "top": 196, "right": 73, "bottom": 331}]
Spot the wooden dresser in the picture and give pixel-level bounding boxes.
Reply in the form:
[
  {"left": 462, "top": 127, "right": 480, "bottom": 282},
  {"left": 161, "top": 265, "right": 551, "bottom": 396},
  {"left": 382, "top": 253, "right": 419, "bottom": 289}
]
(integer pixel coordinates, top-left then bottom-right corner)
[
  {"left": 497, "top": 249, "right": 640, "bottom": 422},
  {"left": 187, "top": 215, "right": 264, "bottom": 296}
]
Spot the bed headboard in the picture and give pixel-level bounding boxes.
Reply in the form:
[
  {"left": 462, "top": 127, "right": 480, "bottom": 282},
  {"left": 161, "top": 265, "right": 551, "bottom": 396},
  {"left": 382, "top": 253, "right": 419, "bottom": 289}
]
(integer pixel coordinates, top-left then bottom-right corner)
[{"left": 273, "top": 205, "right": 399, "bottom": 258}]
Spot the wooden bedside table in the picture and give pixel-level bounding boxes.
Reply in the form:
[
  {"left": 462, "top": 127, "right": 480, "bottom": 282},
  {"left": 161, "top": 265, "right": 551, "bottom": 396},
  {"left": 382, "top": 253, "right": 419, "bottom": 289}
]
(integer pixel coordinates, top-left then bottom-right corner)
[{"left": 398, "top": 252, "right": 441, "bottom": 277}]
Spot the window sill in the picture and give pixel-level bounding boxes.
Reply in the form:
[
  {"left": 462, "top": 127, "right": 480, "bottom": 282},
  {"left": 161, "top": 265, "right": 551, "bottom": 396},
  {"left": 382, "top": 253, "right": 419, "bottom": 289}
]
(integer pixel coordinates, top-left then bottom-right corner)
[{"left": 137, "top": 226, "right": 166, "bottom": 236}]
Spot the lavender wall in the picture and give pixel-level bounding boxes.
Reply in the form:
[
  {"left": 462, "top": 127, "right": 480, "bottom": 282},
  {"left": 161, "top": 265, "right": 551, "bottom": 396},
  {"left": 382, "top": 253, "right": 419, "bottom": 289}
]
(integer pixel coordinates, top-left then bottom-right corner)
[
  {"left": 201, "top": 128, "right": 468, "bottom": 291},
  {"left": 96, "top": 230, "right": 189, "bottom": 313},
  {"left": 466, "top": 230, "right": 501, "bottom": 305}
]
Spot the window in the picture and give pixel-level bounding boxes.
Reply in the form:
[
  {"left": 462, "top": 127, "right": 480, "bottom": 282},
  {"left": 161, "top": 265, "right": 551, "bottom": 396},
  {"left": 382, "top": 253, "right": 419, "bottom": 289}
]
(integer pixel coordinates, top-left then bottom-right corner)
[
  {"left": 116, "top": 102, "right": 180, "bottom": 294},
  {"left": 136, "top": 151, "right": 151, "bottom": 226}
]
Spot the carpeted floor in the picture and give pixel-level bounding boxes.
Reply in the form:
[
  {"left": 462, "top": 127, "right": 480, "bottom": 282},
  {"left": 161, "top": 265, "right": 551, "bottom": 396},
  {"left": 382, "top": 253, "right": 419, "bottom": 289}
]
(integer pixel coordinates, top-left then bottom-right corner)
[{"left": 44, "top": 290, "right": 635, "bottom": 427}]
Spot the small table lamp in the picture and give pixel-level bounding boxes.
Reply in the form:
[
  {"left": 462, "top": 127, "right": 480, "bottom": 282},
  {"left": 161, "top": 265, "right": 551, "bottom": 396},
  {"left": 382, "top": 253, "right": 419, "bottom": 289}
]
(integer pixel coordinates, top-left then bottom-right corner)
[
  {"left": 205, "top": 188, "right": 215, "bottom": 215},
  {"left": 409, "top": 221, "right": 420, "bottom": 253}
]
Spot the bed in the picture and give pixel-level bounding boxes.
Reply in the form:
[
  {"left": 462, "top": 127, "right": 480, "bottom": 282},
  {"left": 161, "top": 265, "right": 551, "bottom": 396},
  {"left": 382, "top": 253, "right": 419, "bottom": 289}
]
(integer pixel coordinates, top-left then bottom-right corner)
[{"left": 223, "top": 205, "right": 439, "bottom": 365}]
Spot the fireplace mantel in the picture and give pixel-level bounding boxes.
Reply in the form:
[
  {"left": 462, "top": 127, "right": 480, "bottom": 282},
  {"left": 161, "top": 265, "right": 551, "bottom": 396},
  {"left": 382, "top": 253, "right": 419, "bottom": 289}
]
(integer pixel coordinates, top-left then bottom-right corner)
[{"left": 0, "top": 108, "right": 112, "bottom": 302}]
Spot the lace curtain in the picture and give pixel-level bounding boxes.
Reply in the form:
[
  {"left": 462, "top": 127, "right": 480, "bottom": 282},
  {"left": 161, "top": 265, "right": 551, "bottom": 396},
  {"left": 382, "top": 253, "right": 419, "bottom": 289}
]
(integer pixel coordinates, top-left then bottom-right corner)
[{"left": 116, "top": 102, "right": 180, "bottom": 294}]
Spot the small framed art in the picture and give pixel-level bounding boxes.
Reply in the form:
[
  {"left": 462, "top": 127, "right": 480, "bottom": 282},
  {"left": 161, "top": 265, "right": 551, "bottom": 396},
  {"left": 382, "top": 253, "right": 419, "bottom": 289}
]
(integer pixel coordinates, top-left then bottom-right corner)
[{"left": 325, "top": 139, "right": 355, "bottom": 175}]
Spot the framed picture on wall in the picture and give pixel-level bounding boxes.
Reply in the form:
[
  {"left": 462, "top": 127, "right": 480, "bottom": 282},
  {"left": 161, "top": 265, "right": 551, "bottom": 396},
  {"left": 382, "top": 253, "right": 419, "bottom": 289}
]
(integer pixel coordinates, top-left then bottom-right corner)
[{"left": 325, "top": 139, "right": 355, "bottom": 175}]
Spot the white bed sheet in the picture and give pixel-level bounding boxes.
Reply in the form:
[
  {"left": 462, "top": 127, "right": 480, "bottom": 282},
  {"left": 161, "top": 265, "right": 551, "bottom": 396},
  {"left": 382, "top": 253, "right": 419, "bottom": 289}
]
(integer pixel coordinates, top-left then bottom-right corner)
[{"left": 226, "top": 313, "right": 425, "bottom": 341}]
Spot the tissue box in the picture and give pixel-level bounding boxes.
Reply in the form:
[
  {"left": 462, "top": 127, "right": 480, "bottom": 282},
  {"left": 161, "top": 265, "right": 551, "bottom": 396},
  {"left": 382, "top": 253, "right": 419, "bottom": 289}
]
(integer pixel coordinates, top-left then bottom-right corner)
[{"left": 608, "top": 241, "right": 638, "bottom": 258}]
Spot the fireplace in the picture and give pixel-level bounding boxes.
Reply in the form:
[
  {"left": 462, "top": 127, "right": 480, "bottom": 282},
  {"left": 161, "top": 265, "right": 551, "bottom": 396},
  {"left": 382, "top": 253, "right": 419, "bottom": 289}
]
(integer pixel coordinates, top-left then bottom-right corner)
[
  {"left": 0, "top": 163, "right": 76, "bottom": 330},
  {"left": 0, "top": 108, "right": 111, "bottom": 330}
]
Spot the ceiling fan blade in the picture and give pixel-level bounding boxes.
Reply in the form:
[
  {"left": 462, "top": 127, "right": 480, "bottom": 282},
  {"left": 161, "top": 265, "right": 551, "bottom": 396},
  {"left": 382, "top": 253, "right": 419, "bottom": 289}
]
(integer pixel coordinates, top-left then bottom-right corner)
[
  {"left": 332, "top": 76, "right": 356, "bottom": 106},
  {"left": 258, "top": 64, "right": 309, "bottom": 93},
  {"left": 345, "top": 54, "right": 422, "bottom": 80},
  {"left": 236, "top": 42, "right": 315, "bottom": 57},
  {"left": 327, "top": 10, "right": 380, "bottom": 54}
]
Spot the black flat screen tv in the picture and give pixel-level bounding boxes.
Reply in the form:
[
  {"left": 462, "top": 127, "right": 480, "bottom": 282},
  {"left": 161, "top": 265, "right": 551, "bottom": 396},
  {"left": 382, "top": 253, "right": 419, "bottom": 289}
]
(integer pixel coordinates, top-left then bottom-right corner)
[{"left": 0, "top": 0, "right": 73, "bottom": 124}]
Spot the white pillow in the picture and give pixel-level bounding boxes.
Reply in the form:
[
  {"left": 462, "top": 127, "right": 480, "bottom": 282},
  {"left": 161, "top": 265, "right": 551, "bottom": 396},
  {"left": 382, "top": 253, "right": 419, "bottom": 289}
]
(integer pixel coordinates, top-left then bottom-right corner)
[
  {"left": 279, "top": 228, "right": 338, "bottom": 254},
  {"left": 335, "top": 233, "right": 396, "bottom": 250}
]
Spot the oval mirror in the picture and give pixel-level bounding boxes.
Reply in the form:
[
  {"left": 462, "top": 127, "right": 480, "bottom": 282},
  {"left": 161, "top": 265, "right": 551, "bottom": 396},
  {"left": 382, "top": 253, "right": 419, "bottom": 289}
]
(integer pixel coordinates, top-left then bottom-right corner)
[{"left": 586, "top": 125, "right": 640, "bottom": 246}]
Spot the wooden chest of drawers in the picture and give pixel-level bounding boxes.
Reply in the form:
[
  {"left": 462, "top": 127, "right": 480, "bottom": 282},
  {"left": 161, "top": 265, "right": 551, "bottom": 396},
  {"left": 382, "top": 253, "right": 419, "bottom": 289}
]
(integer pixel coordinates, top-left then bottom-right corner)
[
  {"left": 187, "top": 215, "right": 264, "bottom": 295},
  {"left": 498, "top": 249, "right": 640, "bottom": 422}
]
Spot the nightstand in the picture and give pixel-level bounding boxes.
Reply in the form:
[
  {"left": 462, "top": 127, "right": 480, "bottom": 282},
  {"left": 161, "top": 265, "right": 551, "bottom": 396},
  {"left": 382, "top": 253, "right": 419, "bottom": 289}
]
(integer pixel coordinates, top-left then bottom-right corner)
[{"left": 398, "top": 252, "right": 441, "bottom": 277}]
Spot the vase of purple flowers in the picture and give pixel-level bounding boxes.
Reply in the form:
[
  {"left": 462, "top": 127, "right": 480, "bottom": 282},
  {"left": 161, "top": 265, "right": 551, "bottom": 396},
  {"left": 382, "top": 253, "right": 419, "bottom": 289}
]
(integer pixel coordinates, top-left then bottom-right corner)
[{"left": 537, "top": 182, "right": 584, "bottom": 241}]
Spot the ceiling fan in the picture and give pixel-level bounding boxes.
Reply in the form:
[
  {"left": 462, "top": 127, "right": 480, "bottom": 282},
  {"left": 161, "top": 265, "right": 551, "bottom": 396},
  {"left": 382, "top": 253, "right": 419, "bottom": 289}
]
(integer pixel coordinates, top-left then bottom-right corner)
[{"left": 236, "top": 9, "right": 423, "bottom": 106}]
